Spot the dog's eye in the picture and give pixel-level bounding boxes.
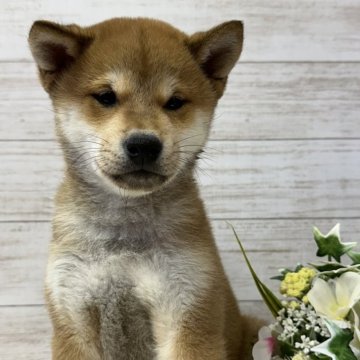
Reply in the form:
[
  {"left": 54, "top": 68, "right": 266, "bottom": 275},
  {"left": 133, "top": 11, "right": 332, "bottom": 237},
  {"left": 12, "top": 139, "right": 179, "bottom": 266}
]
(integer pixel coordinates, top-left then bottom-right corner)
[
  {"left": 92, "top": 90, "right": 117, "bottom": 107},
  {"left": 164, "top": 96, "right": 186, "bottom": 111}
]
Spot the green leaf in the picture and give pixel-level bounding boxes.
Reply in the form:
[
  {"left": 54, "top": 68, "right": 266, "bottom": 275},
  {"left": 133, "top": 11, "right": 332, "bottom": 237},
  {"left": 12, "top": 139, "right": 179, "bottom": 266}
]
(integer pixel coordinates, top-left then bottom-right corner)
[
  {"left": 348, "top": 250, "right": 360, "bottom": 265},
  {"left": 313, "top": 224, "right": 356, "bottom": 262},
  {"left": 311, "top": 264, "right": 360, "bottom": 279},
  {"left": 270, "top": 275, "right": 285, "bottom": 281},
  {"left": 309, "top": 355, "right": 332, "bottom": 360},
  {"left": 309, "top": 262, "right": 346, "bottom": 273},
  {"left": 270, "top": 268, "right": 292, "bottom": 281},
  {"left": 311, "top": 319, "right": 356, "bottom": 360},
  {"left": 277, "top": 339, "right": 296, "bottom": 356},
  {"left": 295, "top": 264, "right": 304, "bottom": 272},
  {"left": 228, "top": 223, "right": 283, "bottom": 318}
]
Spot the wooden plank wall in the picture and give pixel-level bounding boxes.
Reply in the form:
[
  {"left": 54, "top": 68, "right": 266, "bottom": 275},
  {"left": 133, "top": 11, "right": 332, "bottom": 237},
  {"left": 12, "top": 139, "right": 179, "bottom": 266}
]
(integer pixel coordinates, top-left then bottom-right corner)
[{"left": 1, "top": 1, "right": 360, "bottom": 358}]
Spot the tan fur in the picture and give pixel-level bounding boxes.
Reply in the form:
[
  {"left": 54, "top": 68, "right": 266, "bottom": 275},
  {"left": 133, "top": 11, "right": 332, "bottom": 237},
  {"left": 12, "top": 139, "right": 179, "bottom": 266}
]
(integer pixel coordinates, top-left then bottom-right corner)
[{"left": 29, "top": 17, "right": 263, "bottom": 359}]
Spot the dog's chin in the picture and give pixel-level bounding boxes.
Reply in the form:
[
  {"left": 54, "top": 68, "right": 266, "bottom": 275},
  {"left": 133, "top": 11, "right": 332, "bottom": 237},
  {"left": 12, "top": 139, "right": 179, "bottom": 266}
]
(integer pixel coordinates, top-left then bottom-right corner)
[{"left": 99, "top": 168, "right": 169, "bottom": 196}]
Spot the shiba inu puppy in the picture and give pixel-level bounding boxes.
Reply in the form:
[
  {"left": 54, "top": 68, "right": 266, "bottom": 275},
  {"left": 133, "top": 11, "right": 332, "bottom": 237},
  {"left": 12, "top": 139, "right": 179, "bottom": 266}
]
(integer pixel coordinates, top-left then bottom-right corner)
[{"left": 28, "top": 17, "right": 262, "bottom": 359}]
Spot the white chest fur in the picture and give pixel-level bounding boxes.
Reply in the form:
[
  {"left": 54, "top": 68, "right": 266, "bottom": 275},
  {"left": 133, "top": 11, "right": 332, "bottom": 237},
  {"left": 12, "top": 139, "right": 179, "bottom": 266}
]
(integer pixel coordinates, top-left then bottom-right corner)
[{"left": 47, "top": 248, "right": 211, "bottom": 333}]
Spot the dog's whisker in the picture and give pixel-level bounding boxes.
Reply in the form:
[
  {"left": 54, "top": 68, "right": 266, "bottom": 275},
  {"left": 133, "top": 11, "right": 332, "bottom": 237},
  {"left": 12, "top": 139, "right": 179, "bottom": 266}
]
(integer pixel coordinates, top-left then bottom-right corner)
[
  {"left": 76, "top": 155, "right": 104, "bottom": 167},
  {"left": 178, "top": 144, "right": 220, "bottom": 153},
  {"left": 173, "top": 150, "right": 197, "bottom": 155},
  {"left": 68, "top": 148, "right": 121, "bottom": 164},
  {"left": 68, "top": 147, "right": 111, "bottom": 154},
  {"left": 85, "top": 133, "right": 111, "bottom": 145},
  {"left": 178, "top": 144, "right": 204, "bottom": 148},
  {"left": 196, "top": 153, "right": 215, "bottom": 163},
  {"left": 70, "top": 140, "right": 105, "bottom": 147},
  {"left": 194, "top": 165, "right": 212, "bottom": 179},
  {"left": 174, "top": 134, "right": 203, "bottom": 145},
  {"left": 71, "top": 150, "right": 101, "bottom": 163}
]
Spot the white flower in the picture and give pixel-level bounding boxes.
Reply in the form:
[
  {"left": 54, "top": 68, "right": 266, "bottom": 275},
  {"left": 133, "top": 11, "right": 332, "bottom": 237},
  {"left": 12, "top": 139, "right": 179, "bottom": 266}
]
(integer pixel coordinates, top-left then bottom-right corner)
[
  {"left": 307, "top": 272, "right": 360, "bottom": 322},
  {"left": 252, "top": 326, "right": 276, "bottom": 360},
  {"left": 295, "top": 335, "right": 319, "bottom": 354}
]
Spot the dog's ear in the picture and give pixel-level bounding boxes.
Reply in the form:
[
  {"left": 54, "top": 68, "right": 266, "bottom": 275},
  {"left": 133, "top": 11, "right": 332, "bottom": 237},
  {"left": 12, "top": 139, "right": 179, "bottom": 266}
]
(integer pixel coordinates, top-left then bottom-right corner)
[
  {"left": 28, "top": 20, "right": 92, "bottom": 92},
  {"left": 188, "top": 21, "right": 243, "bottom": 98}
]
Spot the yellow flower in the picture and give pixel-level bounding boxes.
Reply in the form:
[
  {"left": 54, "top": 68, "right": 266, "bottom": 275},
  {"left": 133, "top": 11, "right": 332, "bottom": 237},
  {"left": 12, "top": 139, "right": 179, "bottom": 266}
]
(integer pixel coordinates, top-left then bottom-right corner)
[
  {"left": 298, "top": 267, "right": 316, "bottom": 280},
  {"left": 287, "top": 300, "right": 300, "bottom": 309},
  {"left": 287, "top": 288, "right": 303, "bottom": 298},
  {"left": 292, "top": 352, "right": 309, "bottom": 360},
  {"left": 280, "top": 270, "right": 313, "bottom": 298},
  {"left": 308, "top": 272, "right": 360, "bottom": 321},
  {"left": 285, "top": 272, "right": 300, "bottom": 283},
  {"left": 302, "top": 295, "right": 309, "bottom": 304}
]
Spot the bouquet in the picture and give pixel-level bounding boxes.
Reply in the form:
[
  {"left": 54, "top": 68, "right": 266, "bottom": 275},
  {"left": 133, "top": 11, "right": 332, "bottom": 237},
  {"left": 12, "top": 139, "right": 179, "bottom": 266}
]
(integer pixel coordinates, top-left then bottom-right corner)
[{"left": 231, "top": 223, "right": 360, "bottom": 360}]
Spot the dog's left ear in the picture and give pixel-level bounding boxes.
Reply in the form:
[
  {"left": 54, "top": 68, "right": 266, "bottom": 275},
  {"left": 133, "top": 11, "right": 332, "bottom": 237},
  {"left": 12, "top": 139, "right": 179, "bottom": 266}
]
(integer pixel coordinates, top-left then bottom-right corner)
[
  {"left": 188, "top": 21, "right": 243, "bottom": 98},
  {"left": 28, "top": 20, "right": 92, "bottom": 92}
]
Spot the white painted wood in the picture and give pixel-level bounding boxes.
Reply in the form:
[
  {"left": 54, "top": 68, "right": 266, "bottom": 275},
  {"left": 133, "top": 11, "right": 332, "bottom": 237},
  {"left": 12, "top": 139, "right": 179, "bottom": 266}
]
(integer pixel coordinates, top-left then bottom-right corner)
[
  {"left": 0, "top": 140, "right": 359, "bottom": 221},
  {"left": 0, "top": 306, "right": 51, "bottom": 360},
  {"left": 0, "top": 222, "right": 48, "bottom": 306},
  {"left": 199, "top": 140, "right": 360, "bottom": 219},
  {"left": 1, "top": 1, "right": 360, "bottom": 349},
  {"left": 1, "top": 0, "right": 360, "bottom": 61},
  {"left": 2, "top": 220, "right": 359, "bottom": 305},
  {"left": 0, "top": 302, "right": 271, "bottom": 359},
  {"left": 1, "top": 62, "right": 360, "bottom": 141}
]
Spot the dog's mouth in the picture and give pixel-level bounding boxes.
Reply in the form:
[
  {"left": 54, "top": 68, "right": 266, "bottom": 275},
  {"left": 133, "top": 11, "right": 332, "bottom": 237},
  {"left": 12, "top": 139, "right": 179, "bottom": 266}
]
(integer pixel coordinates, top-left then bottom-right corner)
[{"left": 100, "top": 167, "right": 168, "bottom": 191}]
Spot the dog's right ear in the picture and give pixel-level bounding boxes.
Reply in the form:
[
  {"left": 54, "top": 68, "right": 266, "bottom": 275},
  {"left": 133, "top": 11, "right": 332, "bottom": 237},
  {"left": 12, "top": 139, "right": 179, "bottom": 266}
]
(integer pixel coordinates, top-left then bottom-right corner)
[
  {"left": 28, "top": 20, "right": 92, "bottom": 92},
  {"left": 188, "top": 21, "right": 243, "bottom": 98}
]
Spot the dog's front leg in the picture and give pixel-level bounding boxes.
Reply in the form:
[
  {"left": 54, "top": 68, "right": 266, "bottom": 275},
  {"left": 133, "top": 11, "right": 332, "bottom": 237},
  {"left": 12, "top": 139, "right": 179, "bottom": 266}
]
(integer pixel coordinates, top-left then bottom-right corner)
[
  {"left": 154, "top": 301, "right": 227, "bottom": 360},
  {"left": 156, "top": 328, "right": 226, "bottom": 360},
  {"left": 51, "top": 331, "right": 101, "bottom": 360}
]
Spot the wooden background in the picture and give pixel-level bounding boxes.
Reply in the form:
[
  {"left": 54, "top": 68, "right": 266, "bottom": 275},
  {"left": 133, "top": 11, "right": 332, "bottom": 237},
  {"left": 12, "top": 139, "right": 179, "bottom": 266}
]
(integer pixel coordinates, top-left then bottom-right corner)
[{"left": 1, "top": 0, "right": 360, "bottom": 358}]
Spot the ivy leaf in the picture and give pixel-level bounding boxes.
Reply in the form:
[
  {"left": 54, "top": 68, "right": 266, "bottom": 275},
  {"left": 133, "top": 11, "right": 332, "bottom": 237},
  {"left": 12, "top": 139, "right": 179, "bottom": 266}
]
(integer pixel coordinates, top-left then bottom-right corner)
[
  {"left": 311, "top": 319, "right": 356, "bottom": 360},
  {"left": 309, "top": 355, "right": 332, "bottom": 360},
  {"left": 313, "top": 224, "right": 356, "bottom": 262},
  {"left": 348, "top": 251, "right": 360, "bottom": 265},
  {"left": 312, "top": 264, "right": 360, "bottom": 280},
  {"left": 309, "top": 262, "right": 346, "bottom": 273}
]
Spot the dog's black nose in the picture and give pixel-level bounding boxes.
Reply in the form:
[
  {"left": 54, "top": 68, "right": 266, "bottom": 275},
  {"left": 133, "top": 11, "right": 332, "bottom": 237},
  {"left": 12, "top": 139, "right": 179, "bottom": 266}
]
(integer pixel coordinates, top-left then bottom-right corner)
[{"left": 123, "top": 134, "right": 163, "bottom": 165}]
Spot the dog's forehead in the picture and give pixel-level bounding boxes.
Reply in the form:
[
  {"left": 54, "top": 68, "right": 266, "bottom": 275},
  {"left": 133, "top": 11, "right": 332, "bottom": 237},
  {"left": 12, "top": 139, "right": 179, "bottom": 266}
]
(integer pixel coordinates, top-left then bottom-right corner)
[
  {"left": 93, "top": 18, "right": 186, "bottom": 40},
  {"left": 87, "top": 19, "right": 190, "bottom": 71},
  {"left": 80, "top": 19, "right": 198, "bottom": 94}
]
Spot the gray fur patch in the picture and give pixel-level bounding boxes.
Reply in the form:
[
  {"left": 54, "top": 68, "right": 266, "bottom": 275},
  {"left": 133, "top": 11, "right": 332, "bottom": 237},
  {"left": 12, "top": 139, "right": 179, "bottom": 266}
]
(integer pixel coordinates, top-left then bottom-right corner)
[{"left": 96, "top": 285, "right": 155, "bottom": 360}]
